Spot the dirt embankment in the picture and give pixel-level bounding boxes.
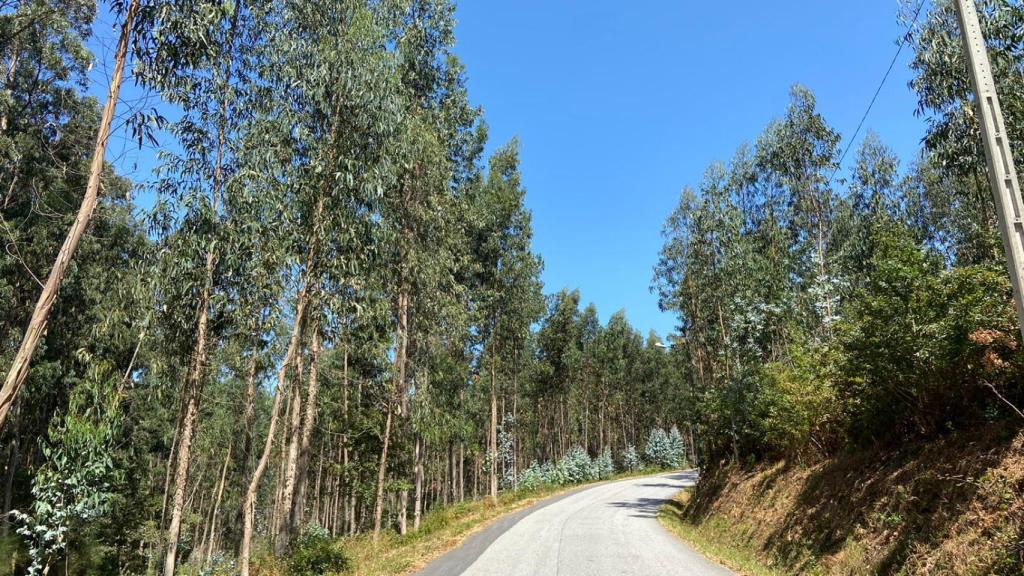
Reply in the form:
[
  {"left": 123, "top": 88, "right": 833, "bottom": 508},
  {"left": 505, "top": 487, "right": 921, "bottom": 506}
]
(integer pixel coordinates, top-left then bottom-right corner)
[{"left": 674, "top": 423, "right": 1024, "bottom": 575}]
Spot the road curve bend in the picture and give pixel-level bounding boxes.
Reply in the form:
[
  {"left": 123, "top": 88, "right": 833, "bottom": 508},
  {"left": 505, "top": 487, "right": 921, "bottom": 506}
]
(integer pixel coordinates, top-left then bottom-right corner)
[{"left": 415, "top": 471, "right": 734, "bottom": 576}]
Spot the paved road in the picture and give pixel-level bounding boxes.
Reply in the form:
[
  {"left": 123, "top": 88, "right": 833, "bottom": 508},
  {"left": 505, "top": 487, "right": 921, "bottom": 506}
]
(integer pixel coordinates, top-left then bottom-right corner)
[{"left": 416, "top": 471, "right": 734, "bottom": 576}]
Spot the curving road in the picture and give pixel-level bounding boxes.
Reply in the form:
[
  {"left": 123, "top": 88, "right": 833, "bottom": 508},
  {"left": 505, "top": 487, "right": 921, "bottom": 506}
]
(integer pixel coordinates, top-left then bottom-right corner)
[{"left": 415, "top": 471, "right": 734, "bottom": 576}]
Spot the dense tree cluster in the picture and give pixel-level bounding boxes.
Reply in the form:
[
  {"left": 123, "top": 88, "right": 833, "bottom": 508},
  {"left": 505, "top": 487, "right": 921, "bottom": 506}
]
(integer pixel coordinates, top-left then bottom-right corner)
[
  {"left": 653, "top": 0, "right": 1024, "bottom": 463},
  {"left": 0, "top": 1, "right": 687, "bottom": 574}
]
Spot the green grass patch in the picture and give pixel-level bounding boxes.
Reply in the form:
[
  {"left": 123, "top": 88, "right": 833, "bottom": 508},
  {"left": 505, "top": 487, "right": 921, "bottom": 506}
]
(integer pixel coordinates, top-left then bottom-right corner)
[{"left": 657, "top": 489, "right": 789, "bottom": 576}]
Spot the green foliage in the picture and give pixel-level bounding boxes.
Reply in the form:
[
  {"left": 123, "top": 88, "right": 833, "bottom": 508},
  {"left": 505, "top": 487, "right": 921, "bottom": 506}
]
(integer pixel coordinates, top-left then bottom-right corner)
[
  {"left": 622, "top": 444, "right": 641, "bottom": 472},
  {"left": 838, "top": 223, "right": 1019, "bottom": 443},
  {"left": 751, "top": 345, "right": 840, "bottom": 457},
  {"left": 287, "top": 525, "right": 349, "bottom": 576},
  {"left": 644, "top": 428, "right": 684, "bottom": 469},
  {"left": 593, "top": 446, "right": 614, "bottom": 480},
  {"left": 11, "top": 363, "right": 124, "bottom": 575}
]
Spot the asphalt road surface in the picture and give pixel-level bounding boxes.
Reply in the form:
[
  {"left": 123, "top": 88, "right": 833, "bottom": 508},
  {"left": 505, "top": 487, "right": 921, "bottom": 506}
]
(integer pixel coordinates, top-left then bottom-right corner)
[{"left": 415, "top": 471, "right": 734, "bottom": 576}]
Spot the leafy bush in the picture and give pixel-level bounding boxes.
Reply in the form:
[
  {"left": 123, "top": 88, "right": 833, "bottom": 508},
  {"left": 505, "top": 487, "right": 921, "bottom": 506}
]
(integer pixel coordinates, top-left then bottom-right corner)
[
  {"left": 751, "top": 345, "right": 841, "bottom": 457},
  {"left": 517, "top": 460, "right": 550, "bottom": 491},
  {"left": 517, "top": 446, "right": 617, "bottom": 489},
  {"left": 838, "top": 223, "right": 1021, "bottom": 444},
  {"left": 288, "top": 525, "right": 348, "bottom": 576},
  {"left": 644, "top": 427, "right": 687, "bottom": 469}
]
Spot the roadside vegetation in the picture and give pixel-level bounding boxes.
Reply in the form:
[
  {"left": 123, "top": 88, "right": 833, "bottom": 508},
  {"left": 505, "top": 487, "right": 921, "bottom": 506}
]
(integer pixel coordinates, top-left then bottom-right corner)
[
  {"left": 652, "top": 1, "right": 1024, "bottom": 573},
  {"left": 0, "top": 5, "right": 693, "bottom": 574}
]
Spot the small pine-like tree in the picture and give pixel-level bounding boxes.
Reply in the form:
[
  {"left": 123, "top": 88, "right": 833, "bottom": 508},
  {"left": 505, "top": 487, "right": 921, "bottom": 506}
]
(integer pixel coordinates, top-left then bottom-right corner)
[
  {"left": 668, "top": 426, "right": 686, "bottom": 468},
  {"left": 498, "top": 414, "right": 517, "bottom": 488},
  {"left": 559, "top": 447, "right": 594, "bottom": 483},
  {"left": 644, "top": 428, "right": 671, "bottom": 468},
  {"left": 593, "top": 446, "right": 614, "bottom": 479},
  {"left": 622, "top": 444, "right": 641, "bottom": 471}
]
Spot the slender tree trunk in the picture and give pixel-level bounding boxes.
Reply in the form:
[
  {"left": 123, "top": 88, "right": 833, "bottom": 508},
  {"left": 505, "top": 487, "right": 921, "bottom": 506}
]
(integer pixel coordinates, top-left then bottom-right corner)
[
  {"left": 413, "top": 435, "right": 424, "bottom": 531},
  {"left": 274, "top": 330, "right": 305, "bottom": 554},
  {"left": 373, "top": 282, "right": 409, "bottom": 539},
  {"left": 1, "top": 42, "right": 19, "bottom": 134},
  {"left": 290, "top": 313, "right": 317, "bottom": 528},
  {"left": 372, "top": 402, "right": 394, "bottom": 539},
  {"left": 239, "top": 188, "right": 327, "bottom": 572},
  {"left": 238, "top": 291, "right": 309, "bottom": 576},
  {"left": 203, "top": 442, "right": 232, "bottom": 566},
  {"left": 290, "top": 317, "right": 321, "bottom": 533},
  {"left": 398, "top": 490, "right": 408, "bottom": 535},
  {"left": 0, "top": 0, "right": 139, "bottom": 430},
  {"left": 489, "top": 327, "right": 499, "bottom": 503}
]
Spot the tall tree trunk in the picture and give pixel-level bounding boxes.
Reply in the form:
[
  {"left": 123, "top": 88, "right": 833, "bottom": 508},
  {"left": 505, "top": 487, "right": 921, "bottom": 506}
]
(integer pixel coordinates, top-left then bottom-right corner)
[
  {"left": 239, "top": 182, "right": 327, "bottom": 573},
  {"left": 458, "top": 442, "right": 464, "bottom": 502},
  {"left": 373, "top": 282, "right": 409, "bottom": 539},
  {"left": 274, "top": 329, "right": 306, "bottom": 554},
  {"left": 489, "top": 328, "right": 498, "bottom": 503},
  {"left": 398, "top": 490, "right": 408, "bottom": 535},
  {"left": 238, "top": 290, "right": 309, "bottom": 576},
  {"left": 0, "top": 0, "right": 139, "bottom": 430},
  {"left": 413, "top": 435, "right": 424, "bottom": 531},
  {"left": 290, "top": 317, "right": 321, "bottom": 533},
  {"left": 372, "top": 405, "right": 394, "bottom": 540},
  {"left": 163, "top": 3, "right": 243, "bottom": 565},
  {"left": 203, "top": 442, "right": 232, "bottom": 566}
]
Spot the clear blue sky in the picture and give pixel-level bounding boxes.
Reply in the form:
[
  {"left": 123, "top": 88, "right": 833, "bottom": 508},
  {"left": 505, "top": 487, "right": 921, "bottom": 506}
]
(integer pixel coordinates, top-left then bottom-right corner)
[
  {"left": 452, "top": 0, "right": 928, "bottom": 338},
  {"left": 90, "top": 1, "right": 929, "bottom": 339}
]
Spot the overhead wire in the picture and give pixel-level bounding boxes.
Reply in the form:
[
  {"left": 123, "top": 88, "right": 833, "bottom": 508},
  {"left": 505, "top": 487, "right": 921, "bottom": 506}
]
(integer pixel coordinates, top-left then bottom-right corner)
[{"left": 826, "top": 0, "right": 929, "bottom": 187}]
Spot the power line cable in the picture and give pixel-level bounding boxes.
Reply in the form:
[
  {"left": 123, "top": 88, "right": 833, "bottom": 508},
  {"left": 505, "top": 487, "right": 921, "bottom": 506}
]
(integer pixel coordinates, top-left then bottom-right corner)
[{"left": 827, "top": 0, "right": 929, "bottom": 187}]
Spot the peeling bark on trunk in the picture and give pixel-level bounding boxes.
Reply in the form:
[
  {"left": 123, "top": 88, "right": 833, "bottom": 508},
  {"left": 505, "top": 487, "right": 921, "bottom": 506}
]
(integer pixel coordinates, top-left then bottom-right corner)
[
  {"left": 373, "top": 280, "right": 409, "bottom": 539},
  {"left": 290, "top": 317, "right": 321, "bottom": 533},
  {"left": 274, "top": 326, "right": 306, "bottom": 554}
]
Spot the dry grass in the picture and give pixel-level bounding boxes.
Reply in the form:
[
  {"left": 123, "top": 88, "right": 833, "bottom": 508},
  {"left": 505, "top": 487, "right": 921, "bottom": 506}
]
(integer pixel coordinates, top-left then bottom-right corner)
[{"left": 662, "top": 423, "right": 1024, "bottom": 575}]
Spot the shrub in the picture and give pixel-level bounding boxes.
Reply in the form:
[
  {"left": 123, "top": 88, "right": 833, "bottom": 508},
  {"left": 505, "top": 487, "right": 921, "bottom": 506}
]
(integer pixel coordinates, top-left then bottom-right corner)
[
  {"left": 667, "top": 426, "right": 687, "bottom": 467},
  {"left": 558, "top": 447, "right": 594, "bottom": 484},
  {"left": 751, "top": 345, "right": 840, "bottom": 457},
  {"left": 517, "top": 460, "right": 550, "bottom": 491},
  {"left": 593, "top": 446, "right": 614, "bottom": 479},
  {"left": 288, "top": 525, "right": 348, "bottom": 576},
  {"left": 622, "top": 444, "right": 641, "bottom": 471},
  {"left": 838, "top": 222, "right": 1021, "bottom": 444},
  {"left": 644, "top": 428, "right": 671, "bottom": 468}
]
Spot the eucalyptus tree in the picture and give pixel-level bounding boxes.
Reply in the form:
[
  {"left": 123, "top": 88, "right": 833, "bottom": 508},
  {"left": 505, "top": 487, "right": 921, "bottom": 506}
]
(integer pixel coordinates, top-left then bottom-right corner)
[
  {"left": 134, "top": 0, "right": 274, "bottom": 570},
  {"left": 370, "top": 0, "right": 484, "bottom": 538},
  {"left": 0, "top": 0, "right": 142, "bottom": 430},
  {"left": 903, "top": 0, "right": 1021, "bottom": 266},
  {"left": 754, "top": 85, "right": 841, "bottom": 337},
  {"left": 0, "top": 0, "right": 151, "bottom": 553},
  {"left": 236, "top": 0, "right": 404, "bottom": 566},
  {"left": 468, "top": 139, "right": 543, "bottom": 501}
]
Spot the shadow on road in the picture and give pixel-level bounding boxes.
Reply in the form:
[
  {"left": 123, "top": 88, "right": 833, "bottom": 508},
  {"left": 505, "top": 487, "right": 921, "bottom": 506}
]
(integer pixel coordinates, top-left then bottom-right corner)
[
  {"left": 607, "top": 497, "right": 668, "bottom": 518},
  {"left": 607, "top": 472, "right": 697, "bottom": 518}
]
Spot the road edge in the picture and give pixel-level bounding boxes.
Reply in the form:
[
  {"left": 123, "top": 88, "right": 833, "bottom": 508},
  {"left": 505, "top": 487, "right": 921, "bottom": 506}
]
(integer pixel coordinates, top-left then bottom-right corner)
[{"left": 411, "top": 469, "right": 695, "bottom": 576}]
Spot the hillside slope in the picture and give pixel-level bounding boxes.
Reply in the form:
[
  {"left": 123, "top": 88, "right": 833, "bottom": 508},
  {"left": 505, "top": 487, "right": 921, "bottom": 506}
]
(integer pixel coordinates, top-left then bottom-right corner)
[{"left": 667, "top": 423, "right": 1024, "bottom": 575}]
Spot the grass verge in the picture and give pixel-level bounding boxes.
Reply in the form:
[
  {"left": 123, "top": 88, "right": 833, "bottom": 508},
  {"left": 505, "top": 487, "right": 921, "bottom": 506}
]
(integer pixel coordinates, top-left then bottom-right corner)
[{"left": 657, "top": 488, "right": 786, "bottom": 576}]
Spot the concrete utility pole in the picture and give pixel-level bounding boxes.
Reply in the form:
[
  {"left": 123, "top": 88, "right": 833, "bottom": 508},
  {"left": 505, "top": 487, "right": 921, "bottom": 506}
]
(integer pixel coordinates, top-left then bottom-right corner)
[
  {"left": 950, "top": 0, "right": 1024, "bottom": 338},
  {"left": 954, "top": 0, "right": 1024, "bottom": 342}
]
